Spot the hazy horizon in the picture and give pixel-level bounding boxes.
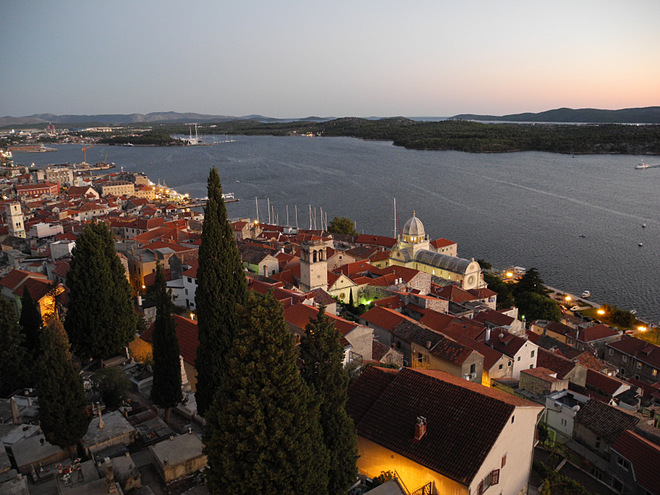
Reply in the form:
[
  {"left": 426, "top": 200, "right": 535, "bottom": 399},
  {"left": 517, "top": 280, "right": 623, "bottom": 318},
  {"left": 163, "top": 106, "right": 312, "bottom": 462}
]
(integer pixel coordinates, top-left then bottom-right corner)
[{"left": 2, "top": 1, "right": 659, "bottom": 118}]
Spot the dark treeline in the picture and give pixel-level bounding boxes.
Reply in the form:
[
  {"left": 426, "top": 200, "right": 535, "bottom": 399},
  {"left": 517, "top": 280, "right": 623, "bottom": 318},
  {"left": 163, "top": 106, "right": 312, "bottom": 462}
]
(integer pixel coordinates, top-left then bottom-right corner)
[{"left": 154, "top": 118, "right": 660, "bottom": 154}]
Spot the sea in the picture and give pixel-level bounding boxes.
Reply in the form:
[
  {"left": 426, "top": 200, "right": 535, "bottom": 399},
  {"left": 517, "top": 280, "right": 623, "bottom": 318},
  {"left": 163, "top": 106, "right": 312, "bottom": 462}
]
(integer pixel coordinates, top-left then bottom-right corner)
[{"left": 12, "top": 136, "right": 660, "bottom": 323}]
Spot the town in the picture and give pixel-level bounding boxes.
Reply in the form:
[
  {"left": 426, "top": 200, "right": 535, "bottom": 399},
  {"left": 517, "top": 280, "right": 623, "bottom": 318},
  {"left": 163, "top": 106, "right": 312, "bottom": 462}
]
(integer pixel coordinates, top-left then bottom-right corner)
[{"left": 1, "top": 145, "right": 659, "bottom": 495}]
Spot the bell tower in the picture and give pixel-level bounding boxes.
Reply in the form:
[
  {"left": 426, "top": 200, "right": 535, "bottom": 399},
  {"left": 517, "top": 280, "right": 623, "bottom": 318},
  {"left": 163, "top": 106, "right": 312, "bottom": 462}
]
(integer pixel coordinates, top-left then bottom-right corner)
[
  {"left": 299, "top": 239, "right": 328, "bottom": 292},
  {"left": 6, "top": 202, "right": 25, "bottom": 238}
]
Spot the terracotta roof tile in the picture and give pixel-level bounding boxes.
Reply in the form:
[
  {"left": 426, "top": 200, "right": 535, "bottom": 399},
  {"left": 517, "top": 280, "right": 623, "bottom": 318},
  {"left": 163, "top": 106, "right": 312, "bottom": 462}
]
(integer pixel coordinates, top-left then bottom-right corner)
[
  {"left": 347, "top": 367, "right": 541, "bottom": 485},
  {"left": 607, "top": 335, "right": 660, "bottom": 369},
  {"left": 575, "top": 399, "right": 639, "bottom": 444},
  {"left": 611, "top": 430, "right": 660, "bottom": 495},
  {"left": 142, "top": 314, "right": 198, "bottom": 365}
]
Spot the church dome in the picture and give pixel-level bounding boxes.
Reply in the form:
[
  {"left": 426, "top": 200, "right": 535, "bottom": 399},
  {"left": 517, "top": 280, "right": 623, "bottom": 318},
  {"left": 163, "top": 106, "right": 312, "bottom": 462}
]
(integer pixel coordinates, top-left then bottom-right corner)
[{"left": 403, "top": 213, "right": 425, "bottom": 238}]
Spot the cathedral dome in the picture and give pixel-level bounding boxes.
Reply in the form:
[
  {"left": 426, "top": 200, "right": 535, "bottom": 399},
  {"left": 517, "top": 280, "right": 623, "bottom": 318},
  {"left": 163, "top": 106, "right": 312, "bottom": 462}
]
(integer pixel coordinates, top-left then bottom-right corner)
[{"left": 403, "top": 213, "right": 425, "bottom": 238}]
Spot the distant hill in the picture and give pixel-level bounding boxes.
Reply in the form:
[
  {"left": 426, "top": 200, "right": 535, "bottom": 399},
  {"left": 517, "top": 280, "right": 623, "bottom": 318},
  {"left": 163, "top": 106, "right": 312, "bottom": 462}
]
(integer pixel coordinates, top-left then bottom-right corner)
[
  {"left": 450, "top": 106, "right": 660, "bottom": 123},
  {"left": 0, "top": 112, "right": 334, "bottom": 127}
]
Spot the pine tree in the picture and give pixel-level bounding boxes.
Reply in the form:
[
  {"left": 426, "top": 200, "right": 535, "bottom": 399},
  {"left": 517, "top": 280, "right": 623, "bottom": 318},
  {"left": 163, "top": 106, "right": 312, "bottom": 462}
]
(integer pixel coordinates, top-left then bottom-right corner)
[
  {"left": 65, "top": 222, "right": 136, "bottom": 361},
  {"left": 20, "top": 286, "right": 42, "bottom": 355},
  {"left": 0, "top": 298, "right": 31, "bottom": 397},
  {"left": 204, "top": 291, "right": 329, "bottom": 495},
  {"left": 195, "top": 167, "right": 248, "bottom": 417},
  {"left": 301, "top": 305, "right": 358, "bottom": 494},
  {"left": 37, "top": 318, "right": 90, "bottom": 449},
  {"left": 150, "top": 264, "right": 182, "bottom": 422}
]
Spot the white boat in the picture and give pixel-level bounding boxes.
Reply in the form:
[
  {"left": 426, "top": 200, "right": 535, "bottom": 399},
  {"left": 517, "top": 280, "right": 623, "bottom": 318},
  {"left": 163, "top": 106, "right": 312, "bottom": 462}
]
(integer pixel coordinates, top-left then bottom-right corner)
[
  {"left": 635, "top": 161, "right": 649, "bottom": 169},
  {"left": 581, "top": 290, "right": 591, "bottom": 298}
]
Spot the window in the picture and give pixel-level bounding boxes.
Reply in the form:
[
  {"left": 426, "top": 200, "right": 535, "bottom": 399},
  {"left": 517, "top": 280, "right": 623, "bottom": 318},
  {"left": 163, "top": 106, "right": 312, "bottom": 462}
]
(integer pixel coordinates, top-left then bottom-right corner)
[
  {"left": 530, "top": 364, "right": 534, "bottom": 369},
  {"left": 608, "top": 348, "right": 614, "bottom": 356},
  {"left": 517, "top": 356, "right": 521, "bottom": 361},
  {"left": 511, "top": 415, "right": 515, "bottom": 424},
  {"left": 622, "top": 355, "right": 628, "bottom": 363},
  {"left": 637, "top": 361, "right": 642, "bottom": 369},
  {"left": 616, "top": 456, "right": 630, "bottom": 471},
  {"left": 653, "top": 369, "right": 657, "bottom": 377},
  {"left": 561, "top": 418, "right": 567, "bottom": 426},
  {"left": 470, "top": 363, "right": 476, "bottom": 374},
  {"left": 531, "top": 350, "right": 535, "bottom": 358},
  {"left": 508, "top": 361, "right": 512, "bottom": 367},
  {"left": 499, "top": 364, "right": 503, "bottom": 370},
  {"left": 501, "top": 454, "right": 507, "bottom": 468}
]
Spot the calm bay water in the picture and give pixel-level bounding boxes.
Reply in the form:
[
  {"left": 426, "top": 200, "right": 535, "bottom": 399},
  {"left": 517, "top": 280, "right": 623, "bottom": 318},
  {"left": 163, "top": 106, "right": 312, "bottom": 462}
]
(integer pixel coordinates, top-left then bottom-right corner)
[{"left": 14, "top": 137, "right": 660, "bottom": 322}]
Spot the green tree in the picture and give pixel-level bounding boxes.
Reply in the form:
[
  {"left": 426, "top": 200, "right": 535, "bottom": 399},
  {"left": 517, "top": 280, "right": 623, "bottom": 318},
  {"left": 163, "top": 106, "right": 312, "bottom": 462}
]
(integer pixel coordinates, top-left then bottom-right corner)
[
  {"left": 204, "top": 291, "right": 329, "bottom": 495},
  {"left": 0, "top": 299, "right": 31, "bottom": 396},
  {"left": 515, "top": 267, "right": 546, "bottom": 296},
  {"left": 19, "top": 286, "right": 42, "bottom": 355},
  {"left": 195, "top": 167, "right": 248, "bottom": 417},
  {"left": 65, "top": 222, "right": 136, "bottom": 361},
  {"left": 300, "top": 305, "right": 358, "bottom": 494},
  {"left": 150, "top": 264, "right": 182, "bottom": 422},
  {"left": 37, "top": 318, "right": 90, "bottom": 449},
  {"left": 483, "top": 272, "right": 515, "bottom": 309},
  {"left": 516, "top": 292, "right": 562, "bottom": 322},
  {"left": 91, "top": 366, "right": 130, "bottom": 409},
  {"left": 328, "top": 216, "right": 358, "bottom": 236}
]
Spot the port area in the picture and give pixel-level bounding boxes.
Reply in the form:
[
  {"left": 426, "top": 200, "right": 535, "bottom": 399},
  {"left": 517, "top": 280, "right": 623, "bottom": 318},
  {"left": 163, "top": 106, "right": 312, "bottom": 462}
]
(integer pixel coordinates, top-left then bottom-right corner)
[{"left": 545, "top": 285, "right": 657, "bottom": 338}]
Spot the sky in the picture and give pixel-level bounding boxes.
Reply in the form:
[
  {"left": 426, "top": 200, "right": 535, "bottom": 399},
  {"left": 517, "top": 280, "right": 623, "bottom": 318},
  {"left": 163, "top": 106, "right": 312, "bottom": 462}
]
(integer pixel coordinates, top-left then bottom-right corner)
[{"left": 1, "top": 0, "right": 659, "bottom": 118}]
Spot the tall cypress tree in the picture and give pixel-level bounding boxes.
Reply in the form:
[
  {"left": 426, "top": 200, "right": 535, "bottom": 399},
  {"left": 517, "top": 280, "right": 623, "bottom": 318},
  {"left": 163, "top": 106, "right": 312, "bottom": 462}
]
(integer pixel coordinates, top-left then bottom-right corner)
[
  {"left": 20, "top": 286, "right": 42, "bottom": 355},
  {"left": 150, "top": 264, "right": 182, "bottom": 422},
  {"left": 300, "top": 305, "right": 358, "bottom": 494},
  {"left": 37, "top": 318, "right": 90, "bottom": 449},
  {"left": 204, "top": 291, "right": 329, "bottom": 494},
  {"left": 0, "top": 298, "right": 31, "bottom": 397},
  {"left": 65, "top": 222, "right": 136, "bottom": 361},
  {"left": 195, "top": 167, "right": 248, "bottom": 417}
]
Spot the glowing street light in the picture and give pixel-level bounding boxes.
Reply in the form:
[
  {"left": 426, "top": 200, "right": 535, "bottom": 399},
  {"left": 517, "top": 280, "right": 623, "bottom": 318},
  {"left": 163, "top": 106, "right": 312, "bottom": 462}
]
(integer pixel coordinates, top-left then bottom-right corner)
[
  {"left": 638, "top": 326, "right": 647, "bottom": 332},
  {"left": 597, "top": 308, "right": 605, "bottom": 315},
  {"left": 565, "top": 295, "right": 572, "bottom": 302},
  {"left": 506, "top": 271, "right": 513, "bottom": 278}
]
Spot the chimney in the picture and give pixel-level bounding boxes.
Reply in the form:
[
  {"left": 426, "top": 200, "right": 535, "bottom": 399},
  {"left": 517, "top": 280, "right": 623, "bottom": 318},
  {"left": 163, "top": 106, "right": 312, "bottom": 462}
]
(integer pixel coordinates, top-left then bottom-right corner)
[
  {"left": 11, "top": 397, "right": 21, "bottom": 425},
  {"left": 486, "top": 327, "right": 491, "bottom": 342},
  {"left": 414, "top": 416, "right": 427, "bottom": 441},
  {"left": 97, "top": 402, "right": 104, "bottom": 429}
]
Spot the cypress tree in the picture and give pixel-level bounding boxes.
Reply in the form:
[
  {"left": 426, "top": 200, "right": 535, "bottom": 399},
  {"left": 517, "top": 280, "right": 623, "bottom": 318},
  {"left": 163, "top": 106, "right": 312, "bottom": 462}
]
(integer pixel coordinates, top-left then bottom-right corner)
[
  {"left": 65, "top": 222, "right": 136, "bottom": 361},
  {"left": 150, "top": 264, "right": 182, "bottom": 422},
  {"left": 37, "top": 318, "right": 90, "bottom": 449},
  {"left": 0, "top": 298, "right": 31, "bottom": 397},
  {"left": 195, "top": 167, "right": 248, "bottom": 417},
  {"left": 19, "top": 286, "right": 42, "bottom": 355},
  {"left": 300, "top": 305, "right": 358, "bottom": 494},
  {"left": 204, "top": 291, "right": 329, "bottom": 495}
]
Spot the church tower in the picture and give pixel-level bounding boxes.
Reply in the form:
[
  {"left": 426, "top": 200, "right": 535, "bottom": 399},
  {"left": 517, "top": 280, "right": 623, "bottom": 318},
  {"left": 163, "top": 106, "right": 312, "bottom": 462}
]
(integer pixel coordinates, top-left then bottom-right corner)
[
  {"left": 299, "top": 239, "right": 328, "bottom": 292},
  {"left": 6, "top": 202, "right": 25, "bottom": 238},
  {"left": 400, "top": 212, "right": 430, "bottom": 256}
]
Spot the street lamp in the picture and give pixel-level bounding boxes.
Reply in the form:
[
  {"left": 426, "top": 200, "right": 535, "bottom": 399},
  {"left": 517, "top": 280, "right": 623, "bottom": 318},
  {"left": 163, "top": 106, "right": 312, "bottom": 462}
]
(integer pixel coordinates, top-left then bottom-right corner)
[
  {"left": 565, "top": 295, "right": 572, "bottom": 302},
  {"left": 597, "top": 308, "right": 605, "bottom": 316}
]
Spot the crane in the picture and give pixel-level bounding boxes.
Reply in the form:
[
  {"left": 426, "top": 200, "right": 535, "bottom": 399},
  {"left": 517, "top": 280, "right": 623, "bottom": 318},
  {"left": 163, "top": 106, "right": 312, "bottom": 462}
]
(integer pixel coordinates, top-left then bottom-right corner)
[{"left": 81, "top": 146, "right": 94, "bottom": 164}]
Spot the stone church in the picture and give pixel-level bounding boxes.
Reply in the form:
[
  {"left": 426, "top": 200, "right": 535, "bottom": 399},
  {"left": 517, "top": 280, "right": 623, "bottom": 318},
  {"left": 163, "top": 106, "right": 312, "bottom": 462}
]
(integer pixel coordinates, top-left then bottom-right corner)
[{"left": 386, "top": 213, "right": 484, "bottom": 290}]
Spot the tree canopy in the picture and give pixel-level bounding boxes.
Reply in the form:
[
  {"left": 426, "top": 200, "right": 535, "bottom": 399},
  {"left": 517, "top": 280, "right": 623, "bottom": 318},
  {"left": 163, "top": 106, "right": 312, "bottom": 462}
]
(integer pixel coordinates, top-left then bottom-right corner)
[
  {"left": 195, "top": 167, "right": 248, "bottom": 417},
  {"left": 65, "top": 222, "right": 136, "bottom": 361},
  {"left": 19, "top": 286, "right": 42, "bottom": 355},
  {"left": 0, "top": 298, "right": 31, "bottom": 397},
  {"left": 203, "top": 291, "right": 329, "bottom": 494},
  {"left": 328, "top": 216, "right": 358, "bottom": 236},
  {"left": 37, "top": 318, "right": 90, "bottom": 449},
  {"left": 150, "top": 264, "right": 182, "bottom": 419},
  {"left": 300, "top": 306, "right": 358, "bottom": 494}
]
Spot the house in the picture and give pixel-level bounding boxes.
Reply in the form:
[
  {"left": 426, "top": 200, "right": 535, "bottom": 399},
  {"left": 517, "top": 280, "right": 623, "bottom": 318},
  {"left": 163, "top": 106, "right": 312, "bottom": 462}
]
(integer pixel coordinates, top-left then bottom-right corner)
[
  {"left": 347, "top": 367, "right": 543, "bottom": 495},
  {"left": 606, "top": 335, "right": 660, "bottom": 384},
  {"left": 573, "top": 398, "right": 640, "bottom": 460},
  {"left": 535, "top": 347, "right": 588, "bottom": 387},
  {"left": 574, "top": 324, "right": 621, "bottom": 357},
  {"left": 609, "top": 429, "right": 660, "bottom": 495},
  {"left": 519, "top": 367, "right": 569, "bottom": 396},
  {"left": 480, "top": 328, "right": 539, "bottom": 380},
  {"left": 543, "top": 389, "right": 590, "bottom": 445},
  {"left": 530, "top": 319, "right": 576, "bottom": 345},
  {"left": 283, "top": 303, "right": 373, "bottom": 364}
]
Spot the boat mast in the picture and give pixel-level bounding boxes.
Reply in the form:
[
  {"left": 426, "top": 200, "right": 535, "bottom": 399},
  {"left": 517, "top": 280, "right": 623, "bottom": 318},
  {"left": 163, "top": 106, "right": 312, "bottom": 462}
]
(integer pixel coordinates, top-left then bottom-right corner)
[
  {"left": 255, "top": 197, "right": 259, "bottom": 223},
  {"left": 393, "top": 198, "right": 397, "bottom": 239},
  {"left": 295, "top": 205, "right": 299, "bottom": 229},
  {"left": 267, "top": 198, "right": 271, "bottom": 224},
  {"left": 286, "top": 205, "right": 290, "bottom": 227}
]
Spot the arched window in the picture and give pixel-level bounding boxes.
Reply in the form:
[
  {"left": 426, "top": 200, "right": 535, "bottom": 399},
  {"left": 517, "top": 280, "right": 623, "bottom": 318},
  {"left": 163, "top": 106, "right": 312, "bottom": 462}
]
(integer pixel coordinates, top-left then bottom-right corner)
[{"left": 313, "top": 250, "right": 317, "bottom": 262}]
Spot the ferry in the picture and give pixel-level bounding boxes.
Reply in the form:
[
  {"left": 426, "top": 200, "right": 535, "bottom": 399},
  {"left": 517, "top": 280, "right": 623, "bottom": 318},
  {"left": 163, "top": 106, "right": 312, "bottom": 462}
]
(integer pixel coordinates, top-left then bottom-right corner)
[{"left": 635, "top": 161, "right": 649, "bottom": 169}]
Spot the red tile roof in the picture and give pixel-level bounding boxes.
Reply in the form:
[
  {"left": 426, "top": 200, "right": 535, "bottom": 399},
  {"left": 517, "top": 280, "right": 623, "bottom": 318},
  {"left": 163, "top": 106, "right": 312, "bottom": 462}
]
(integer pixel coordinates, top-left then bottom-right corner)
[
  {"left": 347, "top": 367, "right": 541, "bottom": 486},
  {"left": 576, "top": 324, "right": 619, "bottom": 343},
  {"left": 611, "top": 430, "right": 660, "bottom": 495},
  {"left": 607, "top": 335, "right": 660, "bottom": 370},
  {"left": 430, "top": 238, "right": 456, "bottom": 249},
  {"left": 473, "top": 309, "right": 515, "bottom": 327},
  {"left": 13, "top": 277, "right": 57, "bottom": 301},
  {"left": 574, "top": 399, "right": 639, "bottom": 444},
  {"left": 283, "top": 303, "right": 357, "bottom": 341},
  {"left": 585, "top": 369, "right": 629, "bottom": 397},
  {"left": 434, "top": 285, "right": 476, "bottom": 303},
  {"left": 361, "top": 306, "right": 415, "bottom": 331},
  {"left": 536, "top": 348, "right": 579, "bottom": 379},
  {"left": 0, "top": 269, "right": 46, "bottom": 290},
  {"left": 355, "top": 234, "right": 397, "bottom": 248}
]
